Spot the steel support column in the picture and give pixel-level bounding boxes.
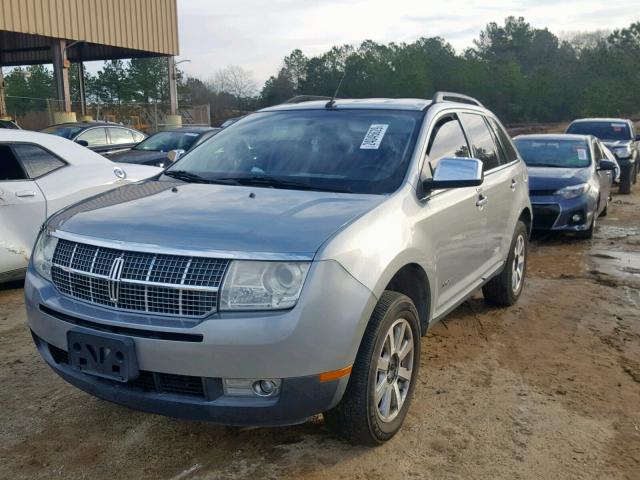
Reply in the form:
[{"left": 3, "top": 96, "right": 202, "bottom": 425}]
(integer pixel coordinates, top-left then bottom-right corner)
[
  {"left": 77, "top": 61, "right": 86, "bottom": 116},
  {"left": 0, "top": 67, "right": 6, "bottom": 117},
  {"left": 51, "top": 39, "right": 71, "bottom": 112},
  {"left": 168, "top": 56, "right": 178, "bottom": 115}
]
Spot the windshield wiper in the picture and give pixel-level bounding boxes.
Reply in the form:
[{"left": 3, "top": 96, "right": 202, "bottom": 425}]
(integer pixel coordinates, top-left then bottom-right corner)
[
  {"left": 218, "top": 175, "right": 352, "bottom": 193},
  {"left": 164, "top": 170, "right": 240, "bottom": 185}
]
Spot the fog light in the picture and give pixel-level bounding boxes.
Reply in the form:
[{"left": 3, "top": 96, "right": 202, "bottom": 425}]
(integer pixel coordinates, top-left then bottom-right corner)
[
  {"left": 223, "top": 378, "right": 281, "bottom": 397},
  {"left": 572, "top": 214, "right": 582, "bottom": 222},
  {"left": 252, "top": 379, "right": 279, "bottom": 397}
]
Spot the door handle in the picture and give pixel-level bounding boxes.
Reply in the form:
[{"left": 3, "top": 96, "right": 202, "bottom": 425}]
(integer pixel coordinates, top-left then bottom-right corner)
[
  {"left": 510, "top": 179, "right": 518, "bottom": 191},
  {"left": 15, "top": 190, "right": 36, "bottom": 198},
  {"left": 476, "top": 194, "right": 488, "bottom": 208}
]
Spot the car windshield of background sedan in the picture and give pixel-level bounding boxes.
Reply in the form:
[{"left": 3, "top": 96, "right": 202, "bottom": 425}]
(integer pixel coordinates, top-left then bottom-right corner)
[
  {"left": 164, "top": 109, "right": 423, "bottom": 194},
  {"left": 566, "top": 121, "right": 631, "bottom": 141},
  {"left": 134, "top": 131, "right": 201, "bottom": 152},
  {"left": 514, "top": 138, "right": 591, "bottom": 168},
  {"left": 41, "top": 125, "right": 84, "bottom": 139}
]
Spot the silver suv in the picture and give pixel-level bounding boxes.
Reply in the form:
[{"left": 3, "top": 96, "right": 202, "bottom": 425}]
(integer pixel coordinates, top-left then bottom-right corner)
[{"left": 26, "top": 92, "right": 531, "bottom": 445}]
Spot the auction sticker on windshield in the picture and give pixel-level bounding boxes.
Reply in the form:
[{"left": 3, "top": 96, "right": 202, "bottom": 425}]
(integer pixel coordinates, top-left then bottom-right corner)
[
  {"left": 577, "top": 148, "right": 587, "bottom": 160},
  {"left": 360, "top": 124, "right": 389, "bottom": 149}
]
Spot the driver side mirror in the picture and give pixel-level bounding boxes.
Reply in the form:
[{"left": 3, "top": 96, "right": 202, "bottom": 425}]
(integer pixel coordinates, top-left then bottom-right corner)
[
  {"left": 167, "top": 149, "right": 186, "bottom": 164},
  {"left": 598, "top": 159, "right": 617, "bottom": 171},
  {"left": 422, "top": 157, "right": 484, "bottom": 192},
  {"left": 75, "top": 139, "right": 89, "bottom": 147},
  {"left": 635, "top": 134, "right": 640, "bottom": 142}
]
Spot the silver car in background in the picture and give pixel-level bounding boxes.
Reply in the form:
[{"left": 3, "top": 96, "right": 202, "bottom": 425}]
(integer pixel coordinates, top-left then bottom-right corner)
[{"left": 25, "top": 92, "right": 531, "bottom": 445}]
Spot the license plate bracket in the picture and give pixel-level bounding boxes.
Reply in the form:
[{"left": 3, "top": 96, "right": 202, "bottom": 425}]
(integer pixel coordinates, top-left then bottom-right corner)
[{"left": 67, "top": 328, "right": 139, "bottom": 382}]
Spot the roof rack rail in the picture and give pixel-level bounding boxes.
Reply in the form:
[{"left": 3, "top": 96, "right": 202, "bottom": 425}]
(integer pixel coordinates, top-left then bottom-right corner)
[
  {"left": 432, "top": 91, "right": 483, "bottom": 107},
  {"left": 282, "top": 95, "right": 332, "bottom": 104}
]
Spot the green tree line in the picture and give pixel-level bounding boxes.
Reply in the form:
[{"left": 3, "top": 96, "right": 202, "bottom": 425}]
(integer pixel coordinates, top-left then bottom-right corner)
[{"left": 261, "top": 17, "right": 640, "bottom": 123}]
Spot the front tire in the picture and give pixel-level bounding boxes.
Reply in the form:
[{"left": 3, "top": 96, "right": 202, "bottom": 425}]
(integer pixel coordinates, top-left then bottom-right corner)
[
  {"left": 620, "top": 164, "right": 633, "bottom": 194},
  {"left": 483, "top": 220, "right": 528, "bottom": 306},
  {"left": 324, "top": 291, "right": 421, "bottom": 445},
  {"left": 576, "top": 205, "right": 598, "bottom": 239}
]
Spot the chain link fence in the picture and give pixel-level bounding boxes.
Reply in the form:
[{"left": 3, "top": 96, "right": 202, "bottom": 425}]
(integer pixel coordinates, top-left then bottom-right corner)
[{"left": 5, "top": 95, "right": 211, "bottom": 132}]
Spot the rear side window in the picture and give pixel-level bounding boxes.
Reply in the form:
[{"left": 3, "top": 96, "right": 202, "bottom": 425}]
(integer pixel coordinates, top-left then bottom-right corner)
[
  {"left": 132, "top": 131, "right": 145, "bottom": 142},
  {"left": 13, "top": 144, "right": 66, "bottom": 178},
  {"left": 425, "top": 115, "right": 471, "bottom": 173},
  {"left": 459, "top": 113, "right": 501, "bottom": 171},
  {"left": 109, "top": 128, "right": 135, "bottom": 145},
  {"left": 77, "top": 128, "right": 108, "bottom": 146},
  {"left": 487, "top": 117, "right": 518, "bottom": 163},
  {"left": 0, "top": 145, "right": 27, "bottom": 180}
]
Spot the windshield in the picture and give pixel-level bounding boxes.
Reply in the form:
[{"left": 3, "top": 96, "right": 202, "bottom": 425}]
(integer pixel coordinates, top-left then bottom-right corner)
[
  {"left": 134, "top": 131, "right": 203, "bottom": 152},
  {"left": 166, "top": 109, "right": 423, "bottom": 194},
  {"left": 566, "top": 121, "right": 631, "bottom": 141},
  {"left": 41, "top": 125, "right": 84, "bottom": 139},
  {"left": 514, "top": 138, "right": 591, "bottom": 168}
]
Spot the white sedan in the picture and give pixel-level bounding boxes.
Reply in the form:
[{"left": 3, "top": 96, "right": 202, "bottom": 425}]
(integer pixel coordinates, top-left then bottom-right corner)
[{"left": 1, "top": 129, "right": 162, "bottom": 282}]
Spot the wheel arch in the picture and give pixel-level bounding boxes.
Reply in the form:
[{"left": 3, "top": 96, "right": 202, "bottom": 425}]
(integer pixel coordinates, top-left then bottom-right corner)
[
  {"left": 383, "top": 263, "right": 431, "bottom": 334},
  {"left": 519, "top": 206, "right": 532, "bottom": 236}
]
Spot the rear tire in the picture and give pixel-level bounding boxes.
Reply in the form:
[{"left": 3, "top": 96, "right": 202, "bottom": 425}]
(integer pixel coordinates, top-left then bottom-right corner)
[
  {"left": 483, "top": 220, "right": 528, "bottom": 306},
  {"left": 324, "top": 291, "right": 421, "bottom": 445}
]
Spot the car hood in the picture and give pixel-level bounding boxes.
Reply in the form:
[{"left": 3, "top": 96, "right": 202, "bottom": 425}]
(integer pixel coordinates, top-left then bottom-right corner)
[
  {"left": 527, "top": 166, "right": 591, "bottom": 191},
  {"left": 601, "top": 140, "right": 632, "bottom": 149},
  {"left": 48, "top": 181, "right": 385, "bottom": 256},
  {"left": 109, "top": 149, "right": 168, "bottom": 165}
]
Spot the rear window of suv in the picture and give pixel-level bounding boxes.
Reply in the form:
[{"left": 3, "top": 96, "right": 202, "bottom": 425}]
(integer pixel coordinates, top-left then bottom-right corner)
[{"left": 566, "top": 121, "right": 631, "bottom": 141}]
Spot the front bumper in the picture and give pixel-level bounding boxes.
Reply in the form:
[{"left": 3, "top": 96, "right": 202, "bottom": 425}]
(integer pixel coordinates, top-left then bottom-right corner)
[
  {"left": 32, "top": 331, "right": 346, "bottom": 426},
  {"left": 531, "top": 194, "right": 595, "bottom": 232},
  {"left": 25, "top": 259, "right": 377, "bottom": 425}
]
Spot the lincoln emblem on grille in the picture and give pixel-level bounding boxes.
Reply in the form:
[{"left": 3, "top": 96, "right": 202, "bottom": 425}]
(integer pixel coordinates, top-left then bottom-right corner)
[{"left": 107, "top": 256, "right": 125, "bottom": 303}]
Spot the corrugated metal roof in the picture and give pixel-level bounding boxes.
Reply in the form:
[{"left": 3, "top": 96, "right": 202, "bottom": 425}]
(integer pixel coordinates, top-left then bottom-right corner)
[{"left": 0, "top": 0, "right": 178, "bottom": 56}]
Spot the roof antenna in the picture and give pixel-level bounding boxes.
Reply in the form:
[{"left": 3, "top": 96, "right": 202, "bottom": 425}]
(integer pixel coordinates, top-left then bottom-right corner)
[{"left": 325, "top": 71, "right": 346, "bottom": 109}]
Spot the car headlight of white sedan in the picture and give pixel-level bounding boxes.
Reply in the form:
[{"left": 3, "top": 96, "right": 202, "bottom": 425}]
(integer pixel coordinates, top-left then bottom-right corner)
[
  {"left": 220, "top": 261, "right": 310, "bottom": 311},
  {"left": 555, "top": 183, "right": 590, "bottom": 200},
  {"left": 32, "top": 231, "right": 59, "bottom": 281}
]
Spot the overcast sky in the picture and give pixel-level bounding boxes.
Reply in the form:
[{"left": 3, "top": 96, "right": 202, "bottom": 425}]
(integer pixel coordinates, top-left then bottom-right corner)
[{"left": 176, "top": 0, "right": 638, "bottom": 87}]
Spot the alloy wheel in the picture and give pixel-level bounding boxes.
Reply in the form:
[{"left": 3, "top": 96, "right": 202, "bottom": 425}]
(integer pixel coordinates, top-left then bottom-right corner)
[
  {"left": 374, "top": 318, "right": 414, "bottom": 423},
  {"left": 511, "top": 234, "right": 525, "bottom": 293}
]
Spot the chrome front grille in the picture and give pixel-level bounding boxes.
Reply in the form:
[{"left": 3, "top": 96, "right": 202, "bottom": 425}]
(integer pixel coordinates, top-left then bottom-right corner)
[{"left": 51, "top": 239, "right": 229, "bottom": 318}]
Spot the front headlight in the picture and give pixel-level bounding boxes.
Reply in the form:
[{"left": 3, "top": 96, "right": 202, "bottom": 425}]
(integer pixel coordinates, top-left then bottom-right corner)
[
  {"left": 32, "top": 231, "right": 59, "bottom": 280},
  {"left": 614, "top": 146, "right": 632, "bottom": 159},
  {"left": 220, "top": 261, "right": 310, "bottom": 311},
  {"left": 554, "top": 183, "right": 590, "bottom": 200}
]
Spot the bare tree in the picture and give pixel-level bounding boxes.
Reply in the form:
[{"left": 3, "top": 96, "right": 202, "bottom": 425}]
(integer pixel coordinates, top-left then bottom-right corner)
[
  {"left": 208, "top": 65, "right": 257, "bottom": 98},
  {"left": 560, "top": 29, "right": 610, "bottom": 52}
]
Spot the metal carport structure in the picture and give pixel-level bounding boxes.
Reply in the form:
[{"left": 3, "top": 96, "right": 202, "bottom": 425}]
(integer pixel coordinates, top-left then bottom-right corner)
[{"left": 0, "top": 0, "right": 180, "bottom": 122}]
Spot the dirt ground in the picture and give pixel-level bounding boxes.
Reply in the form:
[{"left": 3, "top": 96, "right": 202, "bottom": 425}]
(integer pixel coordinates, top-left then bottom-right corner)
[{"left": 1, "top": 191, "right": 639, "bottom": 480}]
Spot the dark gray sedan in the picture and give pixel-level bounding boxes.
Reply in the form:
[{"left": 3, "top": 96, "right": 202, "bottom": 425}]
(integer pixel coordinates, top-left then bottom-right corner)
[{"left": 109, "top": 127, "right": 221, "bottom": 168}]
